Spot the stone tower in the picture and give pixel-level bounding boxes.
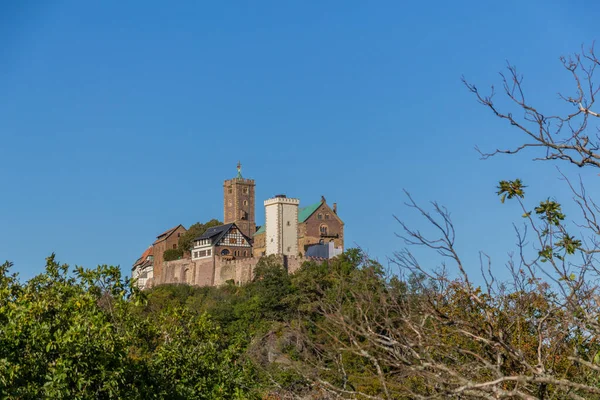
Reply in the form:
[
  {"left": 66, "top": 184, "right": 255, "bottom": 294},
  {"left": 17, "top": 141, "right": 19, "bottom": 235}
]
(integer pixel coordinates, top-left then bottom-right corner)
[
  {"left": 265, "top": 194, "right": 300, "bottom": 256},
  {"left": 223, "top": 162, "right": 255, "bottom": 238}
]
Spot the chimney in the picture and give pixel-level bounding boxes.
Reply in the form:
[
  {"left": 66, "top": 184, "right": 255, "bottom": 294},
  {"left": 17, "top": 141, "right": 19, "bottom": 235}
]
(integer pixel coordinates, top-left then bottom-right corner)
[{"left": 333, "top": 203, "right": 337, "bottom": 214}]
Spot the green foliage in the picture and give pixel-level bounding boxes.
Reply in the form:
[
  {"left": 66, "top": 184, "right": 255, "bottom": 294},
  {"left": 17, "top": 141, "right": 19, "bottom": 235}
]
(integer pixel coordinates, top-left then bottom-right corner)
[
  {"left": 498, "top": 180, "right": 582, "bottom": 263},
  {"left": 535, "top": 198, "right": 565, "bottom": 226},
  {"left": 0, "top": 255, "right": 256, "bottom": 399},
  {"left": 163, "top": 248, "right": 183, "bottom": 261},
  {"left": 178, "top": 219, "right": 223, "bottom": 252},
  {"left": 497, "top": 179, "right": 526, "bottom": 203},
  {"left": 556, "top": 233, "right": 582, "bottom": 255}
]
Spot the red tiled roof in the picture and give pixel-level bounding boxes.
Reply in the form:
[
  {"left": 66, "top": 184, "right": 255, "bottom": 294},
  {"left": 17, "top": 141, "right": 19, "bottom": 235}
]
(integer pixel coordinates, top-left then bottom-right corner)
[
  {"left": 133, "top": 246, "right": 153, "bottom": 268},
  {"left": 141, "top": 246, "right": 153, "bottom": 259}
]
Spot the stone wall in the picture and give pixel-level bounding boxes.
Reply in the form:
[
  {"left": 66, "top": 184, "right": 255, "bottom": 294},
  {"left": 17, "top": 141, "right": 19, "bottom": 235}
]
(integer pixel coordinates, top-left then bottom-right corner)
[
  {"left": 153, "top": 225, "right": 187, "bottom": 280},
  {"left": 159, "top": 254, "right": 325, "bottom": 288}
]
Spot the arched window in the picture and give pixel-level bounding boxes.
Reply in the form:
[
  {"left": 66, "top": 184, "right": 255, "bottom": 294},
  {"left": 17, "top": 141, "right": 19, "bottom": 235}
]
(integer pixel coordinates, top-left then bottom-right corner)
[
  {"left": 243, "top": 200, "right": 248, "bottom": 206},
  {"left": 244, "top": 250, "right": 247, "bottom": 256},
  {"left": 320, "top": 225, "right": 328, "bottom": 234},
  {"left": 317, "top": 213, "right": 323, "bottom": 220},
  {"left": 319, "top": 239, "right": 324, "bottom": 245},
  {"left": 325, "top": 214, "right": 330, "bottom": 220},
  {"left": 221, "top": 249, "right": 230, "bottom": 256}
]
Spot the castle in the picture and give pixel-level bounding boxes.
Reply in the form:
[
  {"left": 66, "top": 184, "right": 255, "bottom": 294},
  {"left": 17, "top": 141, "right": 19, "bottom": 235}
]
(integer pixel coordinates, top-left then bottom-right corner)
[{"left": 131, "top": 164, "right": 344, "bottom": 289}]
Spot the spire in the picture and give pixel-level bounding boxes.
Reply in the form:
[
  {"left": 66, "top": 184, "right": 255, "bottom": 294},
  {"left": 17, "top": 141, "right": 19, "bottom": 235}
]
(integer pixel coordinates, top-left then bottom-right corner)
[{"left": 236, "top": 161, "right": 243, "bottom": 179}]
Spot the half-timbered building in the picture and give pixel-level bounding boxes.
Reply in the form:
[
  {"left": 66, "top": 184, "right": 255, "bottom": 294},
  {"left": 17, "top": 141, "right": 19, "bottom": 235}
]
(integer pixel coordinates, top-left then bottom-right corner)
[{"left": 191, "top": 223, "right": 252, "bottom": 261}]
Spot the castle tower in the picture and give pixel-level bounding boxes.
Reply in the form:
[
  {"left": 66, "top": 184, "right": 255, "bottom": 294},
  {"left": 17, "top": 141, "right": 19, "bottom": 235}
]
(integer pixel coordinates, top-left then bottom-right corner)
[
  {"left": 264, "top": 194, "right": 300, "bottom": 256},
  {"left": 223, "top": 162, "right": 255, "bottom": 238}
]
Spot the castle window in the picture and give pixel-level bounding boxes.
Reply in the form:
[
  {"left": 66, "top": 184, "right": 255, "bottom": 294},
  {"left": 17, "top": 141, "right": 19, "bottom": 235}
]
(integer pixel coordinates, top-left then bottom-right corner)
[
  {"left": 287, "top": 246, "right": 291, "bottom": 252},
  {"left": 243, "top": 187, "right": 248, "bottom": 194},
  {"left": 320, "top": 225, "right": 328, "bottom": 234},
  {"left": 286, "top": 221, "right": 291, "bottom": 226},
  {"left": 317, "top": 213, "right": 323, "bottom": 220},
  {"left": 325, "top": 214, "right": 330, "bottom": 220},
  {"left": 244, "top": 251, "right": 247, "bottom": 256},
  {"left": 228, "top": 188, "right": 232, "bottom": 194},
  {"left": 221, "top": 249, "right": 230, "bottom": 256},
  {"left": 243, "top": 200, "right": 248, "bottom": 206},
  {"left": 173, "top": 244, "right": 177, "bottom": 249}
]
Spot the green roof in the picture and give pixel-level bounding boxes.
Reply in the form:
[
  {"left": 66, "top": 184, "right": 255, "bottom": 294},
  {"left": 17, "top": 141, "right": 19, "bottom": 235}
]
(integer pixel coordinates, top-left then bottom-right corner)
[
  {"left": 254, "top": 201, "right": 323, "bottom": 235},
  {"left": 298, "top": 201, "right": 323, "bottom": 223}
]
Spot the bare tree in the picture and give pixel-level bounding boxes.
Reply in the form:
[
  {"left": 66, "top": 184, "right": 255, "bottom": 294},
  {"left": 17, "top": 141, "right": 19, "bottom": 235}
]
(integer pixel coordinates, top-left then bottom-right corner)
[
  {"left": 463, "top": 44, "right": 600, "bottom": 168},
  {"left": 285, "top": 44, "right": 600, "bottom": 399}
]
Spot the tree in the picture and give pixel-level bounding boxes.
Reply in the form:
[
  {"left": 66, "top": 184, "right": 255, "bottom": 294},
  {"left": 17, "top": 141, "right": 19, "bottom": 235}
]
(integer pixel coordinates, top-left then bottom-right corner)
[
  {"left": 0, "top": 255, "right": 257, "bottom": 399},
  {"left": 178, "top": 219, "right": 223, "bottom": 253},
  {"left": 284, "top": 44, "right": 600, "bottom": 399},
  {"left": 463, "top": 44, "right": 600, "bottom": 168}
]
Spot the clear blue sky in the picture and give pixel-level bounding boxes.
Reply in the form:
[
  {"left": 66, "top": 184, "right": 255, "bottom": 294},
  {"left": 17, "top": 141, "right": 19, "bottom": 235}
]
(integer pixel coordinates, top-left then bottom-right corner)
[{"left": 1, "top": 1, "right": 599, "bottom": 281}]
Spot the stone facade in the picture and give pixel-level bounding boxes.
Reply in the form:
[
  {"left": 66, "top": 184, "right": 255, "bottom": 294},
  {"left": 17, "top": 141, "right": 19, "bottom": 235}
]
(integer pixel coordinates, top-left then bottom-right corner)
[
  {"left": 254, "top": 198, "right": 344, "bottom": 258},
  {"left": 152, "top": 224, "right": 187, "bottom": 281},
  {"left": 223, "top": 171, "right": 256, "bottom": 238},
  {"left": 298, "top": 201, "right": 344, "bottom": 255},
  {"left": 252, "top": 229, "right": 266, "bottom": 258},
  {"left": 265, "top": 196, "right": 300, "bottom": 256}
]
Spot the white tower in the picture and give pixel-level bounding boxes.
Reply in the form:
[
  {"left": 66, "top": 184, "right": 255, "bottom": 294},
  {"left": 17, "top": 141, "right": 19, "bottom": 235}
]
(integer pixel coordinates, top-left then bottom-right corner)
[{"left": 264, "top": 195, "right": 300, "bottom": 256}]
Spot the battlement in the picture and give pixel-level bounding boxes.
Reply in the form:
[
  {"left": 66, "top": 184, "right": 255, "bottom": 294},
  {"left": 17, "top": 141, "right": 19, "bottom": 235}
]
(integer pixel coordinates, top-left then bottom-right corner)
[
  {"left": 264, "top": 197, "right": 300, "bottom": 206},
  {"left": 224, "top": 178, "right": 255, "bottom": 185}
]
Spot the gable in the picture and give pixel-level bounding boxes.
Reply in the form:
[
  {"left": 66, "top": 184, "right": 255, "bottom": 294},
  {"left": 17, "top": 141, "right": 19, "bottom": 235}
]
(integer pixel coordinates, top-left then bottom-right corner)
[
  {"left": 153, "top": 224, "right": 186, "bottom": 244},
  {"left": 216, "top": 226, "right": 252, "bottom": 247},
  {"left": 303, "top": 202, "right": 343, "bottom": 225}
]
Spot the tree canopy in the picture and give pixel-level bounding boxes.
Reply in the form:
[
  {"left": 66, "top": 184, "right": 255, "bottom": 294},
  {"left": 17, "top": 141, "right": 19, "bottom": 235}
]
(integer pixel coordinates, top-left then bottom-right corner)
[{"left": 178, "top": 219, "right": 223, "bottom": 253}]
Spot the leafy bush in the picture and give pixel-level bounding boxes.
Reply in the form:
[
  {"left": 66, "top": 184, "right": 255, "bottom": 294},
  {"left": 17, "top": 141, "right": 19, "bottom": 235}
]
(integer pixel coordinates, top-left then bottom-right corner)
[{"left": 163, "top": 248, "right": 183, "bottom": 261}]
